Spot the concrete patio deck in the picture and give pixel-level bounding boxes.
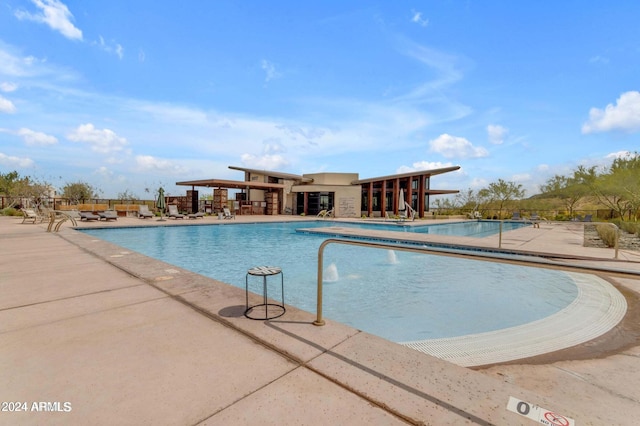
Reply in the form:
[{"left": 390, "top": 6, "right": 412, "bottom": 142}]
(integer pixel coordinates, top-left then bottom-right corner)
[{"left": 1, "top": 215, "right": 639, "bottom": 425}]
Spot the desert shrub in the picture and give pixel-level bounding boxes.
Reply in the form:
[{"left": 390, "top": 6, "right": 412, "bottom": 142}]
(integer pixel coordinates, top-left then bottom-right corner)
[
  {"left": 1, "top": 207, "right": 19, "bottom": 216},
  {"left": 611, "top": 219, "right": 640, "bottom": 236},
  {"left": 595, "top": 224, "right": 619, "bottom": 247}
]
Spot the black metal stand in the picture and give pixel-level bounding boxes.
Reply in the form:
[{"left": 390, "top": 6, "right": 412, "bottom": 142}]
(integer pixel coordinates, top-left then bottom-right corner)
[{"left": 244, "top": 266, "right": 285, "bottom": 320}]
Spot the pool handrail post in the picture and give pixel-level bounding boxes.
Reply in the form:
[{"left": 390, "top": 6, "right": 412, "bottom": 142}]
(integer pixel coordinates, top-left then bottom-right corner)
[
  {"left": 605, "top": 222, "right": 620, "bottom": 259},
  {"left": 313, "top": 239, "right": 328, "bottom": 326}
]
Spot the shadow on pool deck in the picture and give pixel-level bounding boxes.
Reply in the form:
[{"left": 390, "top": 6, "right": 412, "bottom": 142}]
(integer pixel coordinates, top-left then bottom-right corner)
[{"left": 1, "top": 215, "right": 640, "bottom": 425}]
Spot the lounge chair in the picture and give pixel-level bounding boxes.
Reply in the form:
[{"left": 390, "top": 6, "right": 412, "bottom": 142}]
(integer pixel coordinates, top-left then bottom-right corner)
[
  {"left": 79, "top": 211, "right": 100, "bottom": 221},
  {"left": 511, "top": 212, "right": 521, "bottom": 220},
  {"left": 167, "top": 205, "right": 185, "bottom": 219},
  {"left": 223, "top": 207, "right": 235, "bottom": 219},
  {"left": 21, "top": 208, "right": 43, "bottom": 224},
  {"left": 138, "top": 205, "right": 154, "bottom": 219},
  {"left": 188, "top": 211, "right": 206, "bottom": 219},
  {"left": 583, "top": 214, "right": 592, "bottom": 222},
  {"left": 98, "top": 210, "right": 118, "bottom": 221}
]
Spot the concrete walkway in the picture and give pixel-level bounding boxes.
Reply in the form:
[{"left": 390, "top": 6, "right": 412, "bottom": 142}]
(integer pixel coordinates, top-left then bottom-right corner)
[{"left": 1, "top": 215, "right": 639, "bottom": 425}]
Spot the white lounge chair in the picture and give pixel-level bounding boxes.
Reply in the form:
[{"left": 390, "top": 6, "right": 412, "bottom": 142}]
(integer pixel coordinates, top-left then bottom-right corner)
[
  {"left": 21, "top": 208, "right": 43, "bottom": 224},
  {"left": 223, "top": 207, "right": 235, "bottom": 219},
  {"left": 98, "top": 210, "right": 118, "bottom": 221},
  {"left": 167, "top": 205, "right": 185, "bottom": 219},
  {"left": 79, "top": 211, "right": 100, "bottom": 221},
  {"left": 188, "top": 211, "right": 206, "bottom": 219},
  {"left": 138, "top": 205, "right": 154, "bottom": 219}
]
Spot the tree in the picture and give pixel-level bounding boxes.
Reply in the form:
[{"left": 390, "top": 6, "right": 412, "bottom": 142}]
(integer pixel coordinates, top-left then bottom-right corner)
[
  {"left": 61, "top": 181, "right": 99, "bottom": 204},
  {"left": 479, "top": 179, "right": 525, "bottom": 218},
  {"left": 431, "top": 196, "right": 457, "bottom": 214},
  {"left": 595, "top": 153, "right": 640, "bottom": 220},
  {"left": 0, "top": 171, "right": 52, "bottom": 208},
  {"left": 117, "top": 189, "right": 138, "bottom": 202},
  {"left": 540, "top": 170, "right": 591, "bottom": 218}
]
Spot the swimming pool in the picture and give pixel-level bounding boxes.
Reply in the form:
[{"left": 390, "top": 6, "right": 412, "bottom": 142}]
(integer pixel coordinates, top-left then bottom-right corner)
[{"left": 81, "top": 221, "right": 580, "bottom": 342}]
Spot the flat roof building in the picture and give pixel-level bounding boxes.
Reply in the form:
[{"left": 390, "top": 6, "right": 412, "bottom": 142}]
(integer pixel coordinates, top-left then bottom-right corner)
[{"left": 176, "top": 165, "right": 460, "bottom": 218}]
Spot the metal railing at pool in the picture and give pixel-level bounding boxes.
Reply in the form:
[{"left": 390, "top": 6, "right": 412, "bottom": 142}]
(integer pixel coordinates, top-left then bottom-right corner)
[{"left": 313, "top": 234, "right": 624, "bottom": 327}]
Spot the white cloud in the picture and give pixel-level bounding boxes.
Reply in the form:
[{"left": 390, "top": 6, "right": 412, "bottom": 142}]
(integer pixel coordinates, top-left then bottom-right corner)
[
  {"left": 134, "top": 155, "right": 187, "bottom": 175},
  {"left": 0, "top": 44, "right": 58, "bottom": 80},
  {"left": 241, "top": 153, "right": 290, "bottom": 170},
  {"left": 511, "top": 173, "right": 531, "bottom": 182},
  {"left": 261, "top": 60, "right": 281, "bottom": 83},
  {"left": 428, "top": 133, "right": 489, "bottom": 159},
  {"left": 582, "top": 91, "right": 640, "bottom": 134},
  {"left": 0, "top": 82, "right": 18, "bottom": 92},
  {"left": 411, "top": 10, "right": 429, "bottom": 27},
  {"left": 0, "top": 95, "right": 16, "bottom": 113},
  {"left": 17, "top": 128, "right": 58, "bottom": 146},
  {"left": 0, "top": 152, "right": 34, "bottom": 168},
  {"left": 95, "top": 36, "right": 124, "bottom": 59},
  {"left": 605, "top": 150, "right": 632, "bottom": 160},
  {"left": 67, "top": 123, "right": 128, "bottom": 154},
  {"left": 15, "top": 0, "right": 83, "bottom": 41},
  {"left": 487, "top": 124, "right": 508, "bottom": 145}
]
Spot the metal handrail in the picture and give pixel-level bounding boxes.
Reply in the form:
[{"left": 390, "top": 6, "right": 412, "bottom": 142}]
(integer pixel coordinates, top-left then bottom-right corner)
[{"left": 47, "top": 210, "right": 78, "bottom": 232}]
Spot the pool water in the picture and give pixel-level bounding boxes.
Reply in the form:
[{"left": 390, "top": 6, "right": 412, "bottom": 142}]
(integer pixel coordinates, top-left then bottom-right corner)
[{"left": 81, "top": 221, "right": 579, "bottom": 341}]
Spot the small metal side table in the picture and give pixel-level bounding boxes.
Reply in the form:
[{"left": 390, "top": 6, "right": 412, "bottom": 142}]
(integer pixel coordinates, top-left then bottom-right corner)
[{"left": 244, "top": 266, "right": 285, "bottom": 320}]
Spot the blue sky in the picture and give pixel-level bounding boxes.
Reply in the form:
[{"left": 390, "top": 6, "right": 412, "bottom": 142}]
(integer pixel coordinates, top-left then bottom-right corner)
[{"left": 1, "top": 1, "right": 639, "bottom": 200}]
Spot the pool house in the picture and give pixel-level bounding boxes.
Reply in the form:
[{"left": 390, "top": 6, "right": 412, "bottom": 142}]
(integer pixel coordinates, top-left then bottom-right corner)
[{"left": 176, "top": 165, "right": 460, "bottom": 218}]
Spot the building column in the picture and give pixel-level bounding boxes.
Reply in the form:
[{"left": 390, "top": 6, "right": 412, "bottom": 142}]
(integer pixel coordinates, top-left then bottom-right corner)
[
  {"left": 406, "top": 178, "right": 412, "bottom": 214},
  {"left": 418, "top": 175, "right": 425, "bottom": 218},
  {"left": 381, "top": 180, "right": 386, "bottom": 216},
  {"left": 367, "top": 182, "right": 373, "bottom": 217}
]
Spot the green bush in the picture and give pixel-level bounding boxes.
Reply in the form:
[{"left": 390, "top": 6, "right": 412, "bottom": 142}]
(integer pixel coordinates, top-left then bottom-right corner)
[
  {"left": 611, "top": 219, "right": 640, "bottom": 236},
  {"left": 595, "top": 224, "right": 619, "bottom": 247},
  {"left": 1, "top": 207, "right": 19, "bottom": 216}
]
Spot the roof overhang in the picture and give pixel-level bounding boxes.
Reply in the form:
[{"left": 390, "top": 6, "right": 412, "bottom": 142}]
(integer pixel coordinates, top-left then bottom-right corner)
[
  {"left": 228, "top": 166, "right": 313, "bottom": 182},
  {"left": 425, "top": 189, "right": 459, "bottom": 195},
  {"left": 353, "top": 166, "right": 461, "bottom": 184},
  {"left": 175, "top": 179, "right": 285, "bottom": 190}
]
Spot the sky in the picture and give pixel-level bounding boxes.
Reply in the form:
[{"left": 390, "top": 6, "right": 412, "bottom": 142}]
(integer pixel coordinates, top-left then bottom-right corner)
[{"left": 1, "top": 1, "right": 639, "bottom": 200}]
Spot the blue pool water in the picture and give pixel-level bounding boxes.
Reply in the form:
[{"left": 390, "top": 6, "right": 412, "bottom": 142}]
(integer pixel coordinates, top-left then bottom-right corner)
[{"left": 81, "top": 221, "right": 579, "bottom": 341}]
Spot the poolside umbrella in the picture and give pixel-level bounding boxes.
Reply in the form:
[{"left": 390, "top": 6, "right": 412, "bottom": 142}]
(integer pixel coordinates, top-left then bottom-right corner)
[
  {"left": 398, "top": 189, "right": 405, "bottom": 213},
  {"left": 156, "top": 187, "right": 166, "bottom": 221}
]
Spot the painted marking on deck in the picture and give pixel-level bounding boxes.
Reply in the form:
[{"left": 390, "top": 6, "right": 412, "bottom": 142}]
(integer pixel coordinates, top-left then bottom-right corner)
[{"left": 507, "top": 396, "right": 575, "bottom": 426}]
